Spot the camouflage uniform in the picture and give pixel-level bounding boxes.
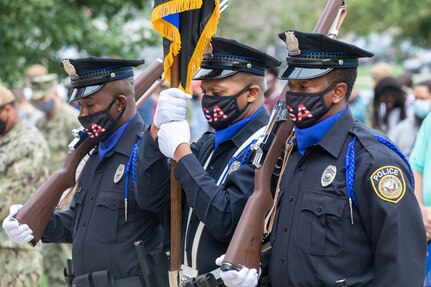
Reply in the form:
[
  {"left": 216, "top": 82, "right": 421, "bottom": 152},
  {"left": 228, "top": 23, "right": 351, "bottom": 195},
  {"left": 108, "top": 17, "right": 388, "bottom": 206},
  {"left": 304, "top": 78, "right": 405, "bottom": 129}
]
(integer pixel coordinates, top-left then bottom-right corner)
[
  {"left": 0, "top": 119, "right": 50, "bottom": 287},
  {"left": 36, "top": 103, "right": 79, "bottom": 172},
  {"left": 36, "top": 103, "right": 79, "bottom": 287}
]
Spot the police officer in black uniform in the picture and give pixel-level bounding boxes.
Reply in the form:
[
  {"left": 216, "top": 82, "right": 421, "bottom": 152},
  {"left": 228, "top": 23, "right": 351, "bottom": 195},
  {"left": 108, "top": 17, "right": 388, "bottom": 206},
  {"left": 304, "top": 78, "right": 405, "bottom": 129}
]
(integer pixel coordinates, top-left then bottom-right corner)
[
  {"left": 145, "top": 37, "right": 280, "bottom": 285},
  {"left": 3, "top": 57, "right": 170, "bottom": 286},
  {"left": 220, "top": 30, "right": 427, "bottom": 287}
]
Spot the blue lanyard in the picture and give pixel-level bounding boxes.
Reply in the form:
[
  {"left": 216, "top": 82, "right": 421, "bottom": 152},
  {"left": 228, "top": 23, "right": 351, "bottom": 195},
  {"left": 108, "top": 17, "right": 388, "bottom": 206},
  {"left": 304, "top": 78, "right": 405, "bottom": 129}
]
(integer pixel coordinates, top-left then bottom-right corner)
[{"left": 124, "top": 137, "right": 142, "bottom": 222}]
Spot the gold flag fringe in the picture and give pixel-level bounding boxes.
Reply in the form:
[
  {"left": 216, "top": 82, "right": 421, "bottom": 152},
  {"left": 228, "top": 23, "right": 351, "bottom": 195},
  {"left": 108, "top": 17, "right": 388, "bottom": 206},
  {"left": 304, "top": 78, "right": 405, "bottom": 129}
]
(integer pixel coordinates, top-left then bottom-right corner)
[
  {"left": 183, "top": 0, "right": 220, "bottom": 93},
  {"left": 151, "top": 0, "right": 220, "bottom": 93}
]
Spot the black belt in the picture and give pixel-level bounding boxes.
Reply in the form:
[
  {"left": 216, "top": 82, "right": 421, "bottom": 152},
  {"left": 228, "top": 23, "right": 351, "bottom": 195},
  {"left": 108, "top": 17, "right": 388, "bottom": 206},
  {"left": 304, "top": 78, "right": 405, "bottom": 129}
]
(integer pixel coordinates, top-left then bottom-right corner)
[
  {"left": 72, "top": 272, "right": 142, "bottom": 287},
  {"left": 115, "top": 276, "right": 142, "bottom": 286}
]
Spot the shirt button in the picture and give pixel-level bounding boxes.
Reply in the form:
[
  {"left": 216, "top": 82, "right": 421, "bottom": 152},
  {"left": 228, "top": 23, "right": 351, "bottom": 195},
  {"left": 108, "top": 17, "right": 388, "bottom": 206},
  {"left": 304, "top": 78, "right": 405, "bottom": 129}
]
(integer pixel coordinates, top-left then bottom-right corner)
[
  {"left": 298, "top": 166, "right": 303, "bottom": 171},
  {"left": 82, "top": 223, "right": 86, "bottom": 228},
  {"left": 317, "top": 206, "right": 322, "bottom": 213},
  {"left": 210, "top": 166, "right": 215, "bottom": 170},
  {"left": 289, "top": 196, "right": 294, "bottom": 202},
  {"left": 283, "top": 227, "right": 288, "bottom": 232}
]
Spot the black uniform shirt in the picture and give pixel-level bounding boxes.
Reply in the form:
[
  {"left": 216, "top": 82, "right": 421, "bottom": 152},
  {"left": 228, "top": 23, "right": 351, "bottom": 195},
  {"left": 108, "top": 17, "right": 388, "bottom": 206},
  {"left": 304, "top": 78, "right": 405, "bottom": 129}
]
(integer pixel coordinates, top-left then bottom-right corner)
[
  {"left": 173, "top": 109, "right": 269, "bottom": 274},
  {"left": 42, "top": 114, "right": 170, "bottom": 279},
  {"left": 269, "top": 109, "right": 426, "bottom": 287}
]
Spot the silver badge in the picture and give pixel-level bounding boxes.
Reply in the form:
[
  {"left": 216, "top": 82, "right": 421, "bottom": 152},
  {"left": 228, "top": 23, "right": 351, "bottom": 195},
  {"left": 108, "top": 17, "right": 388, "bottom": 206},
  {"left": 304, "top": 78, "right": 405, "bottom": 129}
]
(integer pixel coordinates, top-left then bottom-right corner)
[
  {"left": 114, "top": 164, "right": 125, "bottom": 184},
  {"left": 61, "top": 59, "right": 79, "bottom": 80},
  {"left": 285, "top": 31, "right": 301, "bottom": 56},
  {"left": 228, "top": 160, "right": 241, "bottom": 175},
  {"left": 321, "top": 165, "right": 337, "bottom": 187}
]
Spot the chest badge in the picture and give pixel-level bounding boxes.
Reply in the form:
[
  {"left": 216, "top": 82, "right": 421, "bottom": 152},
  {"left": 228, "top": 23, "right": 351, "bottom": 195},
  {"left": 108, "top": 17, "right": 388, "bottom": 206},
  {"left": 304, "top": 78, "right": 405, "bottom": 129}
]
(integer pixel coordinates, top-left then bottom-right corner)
[
  {"left": 114, "top": 164, "right": 125, "bottom": 184},
  {"left": 321, "top": 165, "right": 337, "bottom": 187},
  {"left": 228, "top": 160, "right": 241, "bottom": 175}
]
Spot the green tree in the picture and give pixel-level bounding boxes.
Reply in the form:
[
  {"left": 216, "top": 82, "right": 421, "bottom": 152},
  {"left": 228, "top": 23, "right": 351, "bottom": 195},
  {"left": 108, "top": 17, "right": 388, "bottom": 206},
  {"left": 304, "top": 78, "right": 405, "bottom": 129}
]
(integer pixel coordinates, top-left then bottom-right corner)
[
  {"left": 345, "top": 0, "right": 431, "bottom": 46},
  {"left": 218, "top": 0, "right": 431, "bottom": 50},
  {"left": 218, "top": 0, "right": 325, "bottom": 51},
  {"left": 0, "top": 0, "right": 158, "bottom": 86}
]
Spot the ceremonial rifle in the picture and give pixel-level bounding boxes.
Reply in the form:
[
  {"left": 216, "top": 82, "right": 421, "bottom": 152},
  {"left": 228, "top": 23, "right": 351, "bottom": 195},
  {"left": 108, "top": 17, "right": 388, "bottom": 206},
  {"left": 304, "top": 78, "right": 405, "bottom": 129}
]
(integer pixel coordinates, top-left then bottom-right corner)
[
  {"left": 15, "top": 58, "right": 164, "bottom": 246},
  {"left": 221, "top": 0, "right": 347, "bottom": 271}
]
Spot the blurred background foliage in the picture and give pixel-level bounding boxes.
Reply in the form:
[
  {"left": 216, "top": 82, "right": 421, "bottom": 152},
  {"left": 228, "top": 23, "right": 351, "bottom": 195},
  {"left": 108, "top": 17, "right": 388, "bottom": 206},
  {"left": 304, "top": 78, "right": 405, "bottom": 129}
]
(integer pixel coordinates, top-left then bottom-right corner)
[
  {"left": 0, "top": 0, "right": 157, "bottom": 85},
  {"left": 1, "top": 0, "right": 431, "bottom": 86}
]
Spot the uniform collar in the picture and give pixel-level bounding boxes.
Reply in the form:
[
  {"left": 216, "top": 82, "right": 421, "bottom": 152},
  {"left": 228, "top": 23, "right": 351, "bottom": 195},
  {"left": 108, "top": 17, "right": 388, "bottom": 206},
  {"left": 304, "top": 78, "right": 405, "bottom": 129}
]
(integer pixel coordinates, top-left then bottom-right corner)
[
  {"left": 295, "top": 108, "right": 347, "bottom": 155},
  {"left": 96, "top": 113, "right": 145, "bottom": 159},
  {"left": 317, "top": 108, "right": 355, "bottom": 158},
  {"left": 214, "top": 106, "right": 269, "bottom": 150}
]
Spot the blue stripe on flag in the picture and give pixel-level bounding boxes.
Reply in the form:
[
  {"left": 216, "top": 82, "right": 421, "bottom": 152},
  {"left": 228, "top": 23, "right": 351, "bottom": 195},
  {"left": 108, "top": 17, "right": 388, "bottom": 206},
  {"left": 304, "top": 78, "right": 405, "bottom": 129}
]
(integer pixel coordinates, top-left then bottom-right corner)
[{"left": 163, "top": 13, "right": 179, "bottom": 29}]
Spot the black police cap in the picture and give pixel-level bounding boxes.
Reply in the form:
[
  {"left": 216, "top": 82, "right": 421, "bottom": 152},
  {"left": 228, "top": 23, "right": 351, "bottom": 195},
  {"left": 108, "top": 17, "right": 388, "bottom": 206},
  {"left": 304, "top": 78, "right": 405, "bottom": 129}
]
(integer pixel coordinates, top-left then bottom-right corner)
[
  {"left": 278, "top": 30, "right": 374, "bottom": 80},
  {"left": 61, "top": 57, "right": 145, "bottom": 102},
  {"left": 193, "top": 37, "right": 281, "bottom": 80}
]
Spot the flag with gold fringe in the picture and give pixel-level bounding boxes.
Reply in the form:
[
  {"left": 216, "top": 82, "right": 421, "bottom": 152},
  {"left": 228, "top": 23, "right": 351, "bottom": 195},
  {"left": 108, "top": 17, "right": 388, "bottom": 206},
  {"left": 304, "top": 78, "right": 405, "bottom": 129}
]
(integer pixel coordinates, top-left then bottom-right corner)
[{"left": 151, "top": 0, "right": 220, "bottom": 93}]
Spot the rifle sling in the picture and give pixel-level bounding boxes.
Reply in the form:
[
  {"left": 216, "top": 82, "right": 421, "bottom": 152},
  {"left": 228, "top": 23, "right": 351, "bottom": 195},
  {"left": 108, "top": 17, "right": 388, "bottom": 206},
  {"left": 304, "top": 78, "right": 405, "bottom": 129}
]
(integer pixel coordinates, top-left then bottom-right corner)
[{"left": 264, "top": 131, "right": 296, "bottom": 235}]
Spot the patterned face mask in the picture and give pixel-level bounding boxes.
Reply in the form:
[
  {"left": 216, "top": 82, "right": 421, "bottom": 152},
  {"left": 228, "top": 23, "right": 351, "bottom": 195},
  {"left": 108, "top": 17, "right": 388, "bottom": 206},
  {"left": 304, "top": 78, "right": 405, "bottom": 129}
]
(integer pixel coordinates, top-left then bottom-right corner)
[
  {"left": 78, "top": 97, "right": 125, "bottom": 141},
  {"left": 285, "top": 82, "right": 338, "bottom": 128},
  {"left": 201, "top": 85, "right": 251, "bottom": 130}
]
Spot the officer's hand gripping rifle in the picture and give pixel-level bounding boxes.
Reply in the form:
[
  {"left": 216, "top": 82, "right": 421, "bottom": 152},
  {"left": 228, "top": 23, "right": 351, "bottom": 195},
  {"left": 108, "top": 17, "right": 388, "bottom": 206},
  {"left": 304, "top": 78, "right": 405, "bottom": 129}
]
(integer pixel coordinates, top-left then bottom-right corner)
[
  {"left": 14, "top": 58, "right": 164, "bottom": 247},
  {"left": 221, "top": 0, "right": 347, "bottom": 271}
]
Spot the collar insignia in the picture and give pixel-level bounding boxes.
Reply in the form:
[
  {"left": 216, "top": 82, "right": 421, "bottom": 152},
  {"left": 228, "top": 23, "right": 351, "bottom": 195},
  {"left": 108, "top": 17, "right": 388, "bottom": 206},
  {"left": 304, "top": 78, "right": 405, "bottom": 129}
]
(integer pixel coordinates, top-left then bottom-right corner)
[
  {"left": 285, "top": 31, "right": 301, "bottom": 56},
  {"left": 114, "top": 164, "right": 125, "bottom": 184},
  {"left": 321, "top": 165, "right": 337, "bottom": 187},
  {"left": 62, "top": 59, "right": 79, "bottom": 80}
]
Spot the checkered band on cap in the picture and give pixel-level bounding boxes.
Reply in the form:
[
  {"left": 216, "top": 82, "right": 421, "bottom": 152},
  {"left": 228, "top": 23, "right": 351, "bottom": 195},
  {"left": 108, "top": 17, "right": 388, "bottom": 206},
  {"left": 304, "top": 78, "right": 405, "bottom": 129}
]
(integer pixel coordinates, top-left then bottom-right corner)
[
  {"left": 202, "top": 53, "right": 266, "bottom": 75},
  {"left": 77, "top": 66, "right": 134, "bottom": 81}
]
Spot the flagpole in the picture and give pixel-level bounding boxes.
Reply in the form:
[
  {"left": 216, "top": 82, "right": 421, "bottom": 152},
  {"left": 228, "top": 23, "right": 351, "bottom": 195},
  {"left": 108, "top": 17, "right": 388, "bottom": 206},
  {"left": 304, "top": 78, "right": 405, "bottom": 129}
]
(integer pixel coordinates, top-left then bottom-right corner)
[{"left": 170, "top": 55, "right": 182, "bottom": 276}]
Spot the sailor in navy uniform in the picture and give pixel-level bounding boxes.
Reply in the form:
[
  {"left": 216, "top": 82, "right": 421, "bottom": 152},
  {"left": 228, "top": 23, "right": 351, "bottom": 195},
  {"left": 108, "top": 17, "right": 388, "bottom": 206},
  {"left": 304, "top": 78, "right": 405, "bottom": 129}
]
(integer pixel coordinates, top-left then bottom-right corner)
[
  {"left": 220, "top": 30, "right": 426, "bottom": 287},
  {"left": 145, "top": 37, "right": 280, "bottom": 285}
]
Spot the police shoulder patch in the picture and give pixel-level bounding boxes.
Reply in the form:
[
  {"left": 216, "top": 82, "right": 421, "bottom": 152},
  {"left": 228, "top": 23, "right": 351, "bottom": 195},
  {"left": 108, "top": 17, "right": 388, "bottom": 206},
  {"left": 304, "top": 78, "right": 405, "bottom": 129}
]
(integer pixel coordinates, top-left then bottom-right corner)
[{"left": 370, "top": 165, "right": 405, "bottom": 204}]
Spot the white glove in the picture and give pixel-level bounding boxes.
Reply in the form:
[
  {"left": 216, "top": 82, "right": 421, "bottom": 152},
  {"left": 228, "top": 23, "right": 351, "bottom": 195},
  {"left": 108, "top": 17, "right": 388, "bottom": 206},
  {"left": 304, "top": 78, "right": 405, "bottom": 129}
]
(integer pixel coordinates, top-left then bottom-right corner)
[
  {"left": 2, "top": 204, "right": 34, "bottom": 245},
  {"left": 153, "top": 88, "right": 192, "bottom": 128},
  {"left": 216, "top": 255, "right": 259, "bottom": 287},
  {"left": 157, "top": 120, "right": 190, "bottom": 158}
]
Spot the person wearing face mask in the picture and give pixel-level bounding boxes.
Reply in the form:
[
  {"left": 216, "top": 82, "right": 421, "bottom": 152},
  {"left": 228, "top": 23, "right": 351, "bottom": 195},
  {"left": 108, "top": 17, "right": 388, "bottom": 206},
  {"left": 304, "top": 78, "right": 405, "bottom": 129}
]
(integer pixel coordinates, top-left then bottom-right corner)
[
  {"left": 31, "top": 73, "right": 80, "bottom": 171},
  {"left": 0, "top": 84, "right": 50, "bottom": 287},
  {"left": 144, "top": 37, "right": 280, "bottom": 286},
  {"left": 409, "top": 80, "right": 431, "bottom": 286},
  {"left": 263, "top": 67, "right": 283, "bottom": 113},
  {"left": 390, "top": 80, "right": 431, "bottom": 159},
  {"left": 29, "top": 72, "right": 80, "bottom": 287},
  {"left": 2, "top": 58, "right": 170, "bottom": 287},
  {"left": 219, "top": 30, "right": 426, "bottom": 287}
]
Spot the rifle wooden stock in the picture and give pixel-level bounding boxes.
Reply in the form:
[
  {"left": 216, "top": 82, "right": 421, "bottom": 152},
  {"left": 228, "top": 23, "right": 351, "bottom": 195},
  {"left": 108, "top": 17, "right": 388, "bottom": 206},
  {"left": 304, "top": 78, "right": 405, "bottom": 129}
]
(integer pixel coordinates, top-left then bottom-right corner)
[
  {"left": 222, "top": 0, "right": 347, "bottom": 271},
  {"left": 313, "top": 0, "right": 345, "bottom": 34},
  {"left": 15, "top": 58, "right": 164, "bottom": 246},
  {"left": 223, "top": 119, "right": 293, "bottom": 270}
]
